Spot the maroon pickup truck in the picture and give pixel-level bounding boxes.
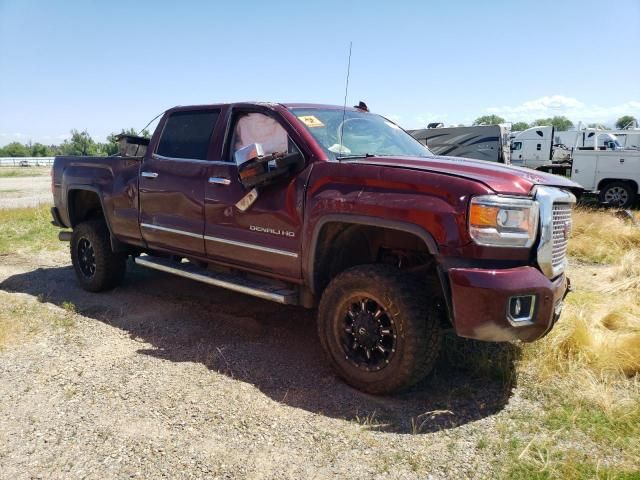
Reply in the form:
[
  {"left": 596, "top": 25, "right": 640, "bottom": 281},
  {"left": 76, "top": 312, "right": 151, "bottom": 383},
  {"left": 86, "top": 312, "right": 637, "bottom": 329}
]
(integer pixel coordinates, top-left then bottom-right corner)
[{"left": 51, "top": 102, "right": 581, "bottom": 394}]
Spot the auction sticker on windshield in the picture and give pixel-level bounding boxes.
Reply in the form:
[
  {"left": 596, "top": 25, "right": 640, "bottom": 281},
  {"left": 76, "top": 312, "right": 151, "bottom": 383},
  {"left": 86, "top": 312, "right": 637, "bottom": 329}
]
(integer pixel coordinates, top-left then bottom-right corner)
[{"left": 298, "top": 115, "right": 325, "bottom": 128}]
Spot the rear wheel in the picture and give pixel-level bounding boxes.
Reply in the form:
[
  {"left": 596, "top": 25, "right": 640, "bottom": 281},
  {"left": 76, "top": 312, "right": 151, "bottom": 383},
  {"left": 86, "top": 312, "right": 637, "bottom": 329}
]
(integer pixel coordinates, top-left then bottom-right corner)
[
  {"left": 71, "top": 220, "right": 127, "bottom": 292},
  {"left": 317, "top": 264, "right": 441, "bottom": 395},
  {"left": 599, "top": 181, "right": 636, "bottom": 208}
]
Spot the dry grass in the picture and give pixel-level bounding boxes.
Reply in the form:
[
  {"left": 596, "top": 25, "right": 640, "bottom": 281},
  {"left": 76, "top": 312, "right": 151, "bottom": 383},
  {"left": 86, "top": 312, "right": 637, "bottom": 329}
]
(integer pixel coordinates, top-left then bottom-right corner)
[
  {"left": 525, "top": 292, "right": 640, "bottom": 378},
  {"left": 532, "top": 208, "right": 640, "bottom": 378},
  {"left": 569, "top": 207, "right": 640, "bottom": 264},
  {"left": 506, "top": 206, "right": 640, "bottom": 477},
  {"left": 601, "top": 250, "right": 640, "bottom": 293}
]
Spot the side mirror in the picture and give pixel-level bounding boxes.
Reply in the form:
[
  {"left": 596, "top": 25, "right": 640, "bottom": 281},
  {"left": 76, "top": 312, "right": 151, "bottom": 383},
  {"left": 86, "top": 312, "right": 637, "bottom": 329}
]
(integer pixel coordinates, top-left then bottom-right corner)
[
  {"left": 234, "top": 143, "right": 265, "bottom": 167},
  {"left": 236, "top": 143, "right": 304, "bottom": 189}
]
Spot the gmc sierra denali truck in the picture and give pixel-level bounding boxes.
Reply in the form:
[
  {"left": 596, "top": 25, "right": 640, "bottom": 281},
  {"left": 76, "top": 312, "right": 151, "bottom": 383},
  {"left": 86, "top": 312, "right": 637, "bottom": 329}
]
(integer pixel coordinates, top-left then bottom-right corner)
[{"left": 51, "top": 102, "right": 581, "bottom": 394}]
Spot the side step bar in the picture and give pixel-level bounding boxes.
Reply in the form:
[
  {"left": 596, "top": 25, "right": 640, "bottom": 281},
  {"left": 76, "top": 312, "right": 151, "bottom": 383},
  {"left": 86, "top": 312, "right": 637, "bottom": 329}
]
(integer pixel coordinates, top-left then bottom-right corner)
[{"left": 134, "top": 255, "right": 298, "bottom": 305}]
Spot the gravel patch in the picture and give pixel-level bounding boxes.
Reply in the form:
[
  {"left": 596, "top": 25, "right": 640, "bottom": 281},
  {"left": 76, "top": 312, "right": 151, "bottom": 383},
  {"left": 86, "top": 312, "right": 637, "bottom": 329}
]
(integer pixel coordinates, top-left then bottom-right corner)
[
  {"left": 0, "top": 176, "right": 52, "bottom": 209},
  {"left": 0, "top": 253, "right": 551, "bottom": 479}
]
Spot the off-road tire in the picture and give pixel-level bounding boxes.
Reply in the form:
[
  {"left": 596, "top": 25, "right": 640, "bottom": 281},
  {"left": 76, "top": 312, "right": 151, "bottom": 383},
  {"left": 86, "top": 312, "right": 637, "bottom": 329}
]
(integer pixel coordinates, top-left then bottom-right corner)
[
  {"left": 317, "top": 264, "right": 442, "bottom": 395},
  {"left": 599, "top": 181, "right": 636, "bottom": 208},
  {"left": 70, "top": 220, "right": 127, "bottom": 292}
]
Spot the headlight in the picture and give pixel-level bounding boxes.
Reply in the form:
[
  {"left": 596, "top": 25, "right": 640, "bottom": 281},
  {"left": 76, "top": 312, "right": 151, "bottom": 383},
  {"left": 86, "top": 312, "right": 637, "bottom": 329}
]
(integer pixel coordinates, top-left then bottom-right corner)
[{"left": 469, "top": 195, "right": 539, "bottom": 247}]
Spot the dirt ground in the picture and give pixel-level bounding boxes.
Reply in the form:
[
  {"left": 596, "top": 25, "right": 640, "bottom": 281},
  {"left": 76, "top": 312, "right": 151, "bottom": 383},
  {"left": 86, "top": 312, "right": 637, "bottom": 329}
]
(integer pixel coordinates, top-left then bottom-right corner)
[
  {"left": 0, "top": 175, "right": 51, "bottom": 209},
  {"left": 0, "top": 242, "right": 539, "bottom": 479}
]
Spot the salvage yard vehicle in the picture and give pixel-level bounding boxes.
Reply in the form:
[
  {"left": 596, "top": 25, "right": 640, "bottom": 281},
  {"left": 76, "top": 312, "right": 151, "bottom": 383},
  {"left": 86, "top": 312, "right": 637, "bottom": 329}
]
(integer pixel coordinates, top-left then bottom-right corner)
[
  {"left": 408, "top": 124, "right": 511, "bottom": 164},
  {"left": 50, "top": 102, "right": 581, "bottom": 394}
]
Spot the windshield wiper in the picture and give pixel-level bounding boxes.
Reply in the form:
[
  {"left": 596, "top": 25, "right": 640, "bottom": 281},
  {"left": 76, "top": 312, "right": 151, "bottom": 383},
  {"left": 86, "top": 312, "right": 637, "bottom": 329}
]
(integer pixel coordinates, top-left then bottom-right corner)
[{"left": 337, "top": 153, "right": 376, "bottom": 160}]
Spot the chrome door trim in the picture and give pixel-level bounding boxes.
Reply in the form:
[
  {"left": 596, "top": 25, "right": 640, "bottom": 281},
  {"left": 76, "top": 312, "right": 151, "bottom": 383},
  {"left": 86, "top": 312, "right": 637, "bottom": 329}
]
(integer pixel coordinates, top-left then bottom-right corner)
[
  {"left": 152, "top": 153, "right": 234, "bottom": 166},
  {"left": 204, "top": 235, "right": 298, "bottom": 258},
  {"left": 141, "top": 223, "right": 298, "bottom": 258},
  {"left": 140, "top": 223, "right": 202, "bottom": 239}
]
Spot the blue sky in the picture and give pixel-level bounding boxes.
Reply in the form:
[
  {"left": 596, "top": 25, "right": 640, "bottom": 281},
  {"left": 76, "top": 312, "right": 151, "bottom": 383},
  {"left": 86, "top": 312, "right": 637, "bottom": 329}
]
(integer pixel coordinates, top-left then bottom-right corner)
[{"left": 1, "top": 0, "right": 639, "bottom": 145}]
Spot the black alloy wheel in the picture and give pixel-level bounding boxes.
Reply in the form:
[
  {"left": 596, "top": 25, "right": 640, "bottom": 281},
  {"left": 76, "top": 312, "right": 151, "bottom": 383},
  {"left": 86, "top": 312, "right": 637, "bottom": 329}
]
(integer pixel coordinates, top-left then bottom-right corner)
[
  {"left": 341, "top": 296, "right": 396, "bottom": 371},
  {"left": 70, "top": 220, "right": 127, "bottom": 292},
  {"left": 76, "top": 237, "right": 96, "bottom": 278},
  {"left": 317, "top": 264, "right": 442, "bottom": 395}
]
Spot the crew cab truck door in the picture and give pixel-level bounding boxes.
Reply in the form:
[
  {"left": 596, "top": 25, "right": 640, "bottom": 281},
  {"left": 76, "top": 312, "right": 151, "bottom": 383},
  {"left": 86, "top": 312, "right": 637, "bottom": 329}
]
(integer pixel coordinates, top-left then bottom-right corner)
[
  {"left": 204, "top": 109, "right": 305, "bottom": 280},
  {"left": 139, "top": 109, "right": 221, "bottom": 256}
]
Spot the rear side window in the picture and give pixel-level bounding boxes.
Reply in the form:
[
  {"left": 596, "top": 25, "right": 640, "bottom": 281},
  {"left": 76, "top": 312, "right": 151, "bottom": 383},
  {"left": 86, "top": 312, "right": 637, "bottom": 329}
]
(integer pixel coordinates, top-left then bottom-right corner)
[{"left": 157, "top": 110, "right": 219, "bottom": 160}]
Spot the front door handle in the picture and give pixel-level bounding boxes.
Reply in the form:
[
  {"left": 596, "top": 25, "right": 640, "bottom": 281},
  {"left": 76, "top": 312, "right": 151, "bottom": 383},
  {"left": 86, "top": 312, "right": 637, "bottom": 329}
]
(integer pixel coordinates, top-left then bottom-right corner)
[
  {"left": 209, "top": 177, "right": 231, "bottom": 185},
  {"left": 141, "top": 171, "right": 159, "bottom": 179}
]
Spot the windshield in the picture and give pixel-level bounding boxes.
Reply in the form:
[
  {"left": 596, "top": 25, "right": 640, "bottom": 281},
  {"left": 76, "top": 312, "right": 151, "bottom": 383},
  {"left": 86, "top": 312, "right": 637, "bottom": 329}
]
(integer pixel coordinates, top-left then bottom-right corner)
[{"left": 292, "top": 108, "right": 432, "bottom": 160}]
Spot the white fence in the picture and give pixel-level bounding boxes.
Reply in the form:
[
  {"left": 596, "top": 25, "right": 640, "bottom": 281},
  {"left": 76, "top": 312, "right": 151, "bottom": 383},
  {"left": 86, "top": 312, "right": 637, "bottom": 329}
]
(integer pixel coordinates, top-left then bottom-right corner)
[{"left": 0, "top": 157, "right": 55, "bottom": 167}]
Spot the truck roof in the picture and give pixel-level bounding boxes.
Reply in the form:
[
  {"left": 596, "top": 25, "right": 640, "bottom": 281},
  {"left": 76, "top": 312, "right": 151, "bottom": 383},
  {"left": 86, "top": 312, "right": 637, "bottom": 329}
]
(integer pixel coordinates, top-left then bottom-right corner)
[{"left": 166, "top": 102, "right": 360, "bottom": 113}]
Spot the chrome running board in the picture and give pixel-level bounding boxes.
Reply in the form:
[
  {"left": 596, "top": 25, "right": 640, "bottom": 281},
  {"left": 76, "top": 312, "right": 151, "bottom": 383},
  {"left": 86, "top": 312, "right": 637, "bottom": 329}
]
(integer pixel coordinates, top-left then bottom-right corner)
[{"left": 134, "top": 255, "right": 298, "bottom": 305}]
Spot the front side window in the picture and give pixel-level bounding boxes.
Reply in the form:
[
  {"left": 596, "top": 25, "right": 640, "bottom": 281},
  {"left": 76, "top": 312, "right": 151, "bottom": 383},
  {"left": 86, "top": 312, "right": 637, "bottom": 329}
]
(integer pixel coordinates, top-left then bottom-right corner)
[
  {"left": 512, "top": 141, "right": 522, "bottom": 151},
  {"left": 230, "top": 112, "right": 300, "bottom": 160},
  {"left": 292, "top": 108, "right": 431, "bottom": 160},
  {"left": 157, "top": 110, "right": 220, "bottom": 160}
]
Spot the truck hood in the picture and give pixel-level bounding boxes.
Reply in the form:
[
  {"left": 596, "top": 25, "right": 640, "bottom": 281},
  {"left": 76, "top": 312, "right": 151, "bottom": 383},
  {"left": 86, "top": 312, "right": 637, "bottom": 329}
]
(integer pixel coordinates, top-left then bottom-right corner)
[{"left": 342, "top": 155, "right": 582, "bottom": 196}]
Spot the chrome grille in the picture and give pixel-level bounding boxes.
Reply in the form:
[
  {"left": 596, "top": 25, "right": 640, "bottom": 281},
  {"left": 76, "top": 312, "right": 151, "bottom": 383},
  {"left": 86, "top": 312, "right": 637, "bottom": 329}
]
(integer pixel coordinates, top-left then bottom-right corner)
[
  {"left": 551, "top": 204, "right": 572, "bottom": 271},
  {"left": 534, "top": 186, "right": 576, "bottom": 279}
]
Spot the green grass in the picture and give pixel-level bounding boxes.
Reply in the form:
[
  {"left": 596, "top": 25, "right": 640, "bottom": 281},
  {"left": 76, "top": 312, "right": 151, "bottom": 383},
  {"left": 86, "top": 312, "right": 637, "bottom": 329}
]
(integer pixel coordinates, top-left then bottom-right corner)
[
  {"left": 544, "top": 401, "right": 640, "bottom": 446},
  {"left": 491, "top": 395, "right": 640, "bottom": 479},
  {"left": 0, "top": 167, "right": 51, "bottom": 178},
  {"left": 505, "top": 453, "right": 640, "bottom": 480},
  {"left": 0, "top": 204, "right": 61, "bottom": 254}
]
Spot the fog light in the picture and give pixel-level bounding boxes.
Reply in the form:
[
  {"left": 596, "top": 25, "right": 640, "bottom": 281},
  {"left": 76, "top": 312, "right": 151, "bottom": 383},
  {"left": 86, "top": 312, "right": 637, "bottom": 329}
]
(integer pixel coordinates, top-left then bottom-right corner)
[{"left": 507, "top": 295, "right": 536, "bottom": 324}]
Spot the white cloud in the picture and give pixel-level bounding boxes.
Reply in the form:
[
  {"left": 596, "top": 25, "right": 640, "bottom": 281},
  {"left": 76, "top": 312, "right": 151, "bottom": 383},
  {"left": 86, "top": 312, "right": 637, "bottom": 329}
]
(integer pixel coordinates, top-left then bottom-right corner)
[{"left": 486, "top": 95, "right": 640, "bottom": 124}]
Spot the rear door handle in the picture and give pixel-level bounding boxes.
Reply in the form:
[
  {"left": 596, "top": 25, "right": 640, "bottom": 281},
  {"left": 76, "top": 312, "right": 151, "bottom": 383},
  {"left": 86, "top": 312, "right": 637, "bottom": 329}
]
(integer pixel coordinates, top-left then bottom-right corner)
[
  {"left": 141, "top": 171, "right": 159, "bottom": 179},
  {"left": 208, "top": 177, "right": 231, "bottom": 185}
]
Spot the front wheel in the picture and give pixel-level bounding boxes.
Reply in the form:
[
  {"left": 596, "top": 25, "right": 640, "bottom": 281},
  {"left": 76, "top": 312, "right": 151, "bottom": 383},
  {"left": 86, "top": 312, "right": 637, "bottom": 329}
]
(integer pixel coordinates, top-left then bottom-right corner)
[
  {"left": 599, "top": 181, "right": 636, "bottom": 208},
  {"left": 317, "top": 264, "right": 442, "bottom": 395},
  {"left": 70, "top": 220, "right": 127, "bottom": 292}
]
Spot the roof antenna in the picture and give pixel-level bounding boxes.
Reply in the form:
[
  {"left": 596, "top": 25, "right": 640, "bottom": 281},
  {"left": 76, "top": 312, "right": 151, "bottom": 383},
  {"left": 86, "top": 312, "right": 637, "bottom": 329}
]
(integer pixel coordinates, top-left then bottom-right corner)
[
  {"left": 138, "top": 110, "right": 165, "bottom": 136},
  {"left": 339, "top": 41, "right": 353, "bottom": 155}
]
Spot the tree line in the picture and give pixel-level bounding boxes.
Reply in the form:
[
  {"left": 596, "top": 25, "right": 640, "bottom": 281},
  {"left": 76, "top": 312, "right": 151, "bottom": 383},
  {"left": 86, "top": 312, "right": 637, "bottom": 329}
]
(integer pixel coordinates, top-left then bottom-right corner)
[
  {"left": 472, "top": 114, "right": 638, "bottom": 132},
  {"left": 0, "top": 128, "right": 150, "bottom": 157}
]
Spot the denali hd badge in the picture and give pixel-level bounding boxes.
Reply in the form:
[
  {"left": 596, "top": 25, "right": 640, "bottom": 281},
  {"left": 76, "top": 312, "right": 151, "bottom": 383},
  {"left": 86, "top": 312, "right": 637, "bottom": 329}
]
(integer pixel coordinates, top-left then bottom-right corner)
[{"left": 250, "top": 225, "right": 295, "bottom": 238}]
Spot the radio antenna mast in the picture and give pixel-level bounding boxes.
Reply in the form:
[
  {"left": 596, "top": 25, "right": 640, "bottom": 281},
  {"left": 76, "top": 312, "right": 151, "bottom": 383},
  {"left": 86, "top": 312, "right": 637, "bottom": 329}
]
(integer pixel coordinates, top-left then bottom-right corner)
[{"left": 339, "top": 41, "right": 353, "bottom": 155}]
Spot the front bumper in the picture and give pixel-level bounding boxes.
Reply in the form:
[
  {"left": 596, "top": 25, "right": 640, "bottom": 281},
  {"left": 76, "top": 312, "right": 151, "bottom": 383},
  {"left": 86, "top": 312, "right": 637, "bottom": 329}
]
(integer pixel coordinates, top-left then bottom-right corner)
[{"left": 448, "top": 266, "right": 569, "bottom": 342}]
